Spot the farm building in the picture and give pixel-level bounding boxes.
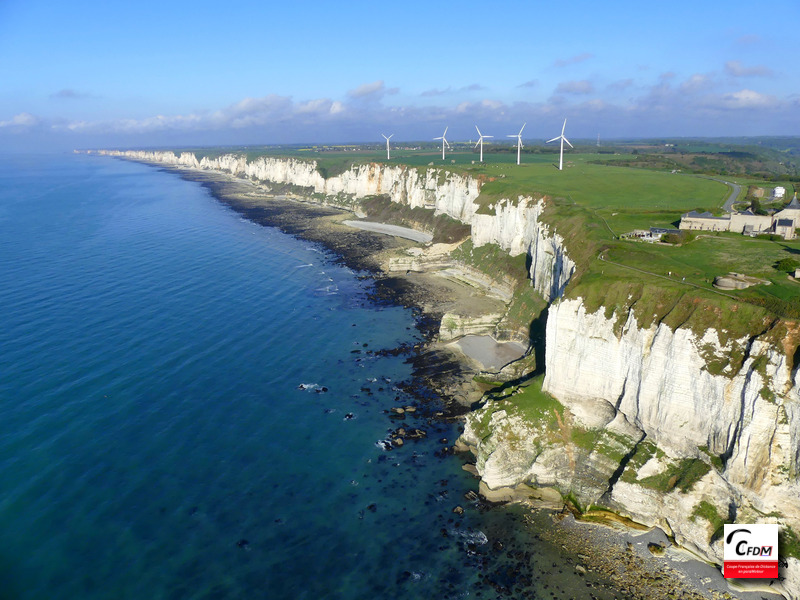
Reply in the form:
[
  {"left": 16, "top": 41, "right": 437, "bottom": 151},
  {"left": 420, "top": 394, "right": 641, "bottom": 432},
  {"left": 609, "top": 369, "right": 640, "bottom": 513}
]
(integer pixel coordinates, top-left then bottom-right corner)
[
  {"left": 679, "top": 195, "right": 799, "bottom": 240},
  {"left": 679, "top": 211, "right": 730, "bottom": 232}
]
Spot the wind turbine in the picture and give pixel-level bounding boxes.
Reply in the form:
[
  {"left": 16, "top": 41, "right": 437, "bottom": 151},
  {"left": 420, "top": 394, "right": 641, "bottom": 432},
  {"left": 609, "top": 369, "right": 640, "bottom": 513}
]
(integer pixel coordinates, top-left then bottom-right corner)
[
  {"left": 382, "top": 133, "right": 393, "bottom": 160},
  {"left": 547, "top": 118, "right": 573, "bottom": 171},
  {"left": 434, "top": 126, "right": 451, "bottom": 161},
  {"left": 475, "top": 125, "right": 493, "bottom": 163},
  {"left": 507, "top": 122, "right": 526, "bottom": 165}
]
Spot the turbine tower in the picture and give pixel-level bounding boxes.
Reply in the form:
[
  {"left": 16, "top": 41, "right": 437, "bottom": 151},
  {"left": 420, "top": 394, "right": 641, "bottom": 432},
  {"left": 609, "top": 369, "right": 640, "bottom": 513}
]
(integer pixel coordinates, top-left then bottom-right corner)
[
  {"left": 547, "top": 118, "right": 573, "bottom": 171},
  {"left": 434, "top": 126, "right": 451, "bottom": 161},
  {"left": 475, "top": 125, "right": 493, "bottom": 163},
  {"left": 507, "top": 122, "right": 526, "bottom": 165},
  {"left": 382, "top": 133, "right": 393, "bottom": 160}
]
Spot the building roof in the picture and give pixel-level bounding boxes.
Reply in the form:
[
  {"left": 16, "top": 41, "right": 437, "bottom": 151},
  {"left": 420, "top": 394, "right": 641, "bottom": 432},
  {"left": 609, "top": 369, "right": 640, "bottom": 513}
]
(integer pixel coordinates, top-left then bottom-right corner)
[
  {"left": 786, "top": 195, "right": 800, "bottom": 209},
  {"left": 684, "top": 210, "right": 727, "bottom": 220}
]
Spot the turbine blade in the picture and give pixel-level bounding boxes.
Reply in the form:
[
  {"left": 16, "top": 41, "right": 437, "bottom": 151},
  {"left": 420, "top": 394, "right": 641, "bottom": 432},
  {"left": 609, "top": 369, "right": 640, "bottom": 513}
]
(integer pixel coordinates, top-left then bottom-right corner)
[
  {"left": 507, "top": 134, "right": 517, "bottom": 138},
  {"left": 443, "top": 126, "right": 448, "bottom": 136},
  {"left": 546, "top": 136, "right": 559, "bottom": 143},
  {"left": 388, "top": 134, "right": 393, "bottom": 139},
  {"left": 434, "top": 136, "right": 443, "bottom": 140},
  {"left": 564, "top": 137, "right": 573, "bottom": 148},
  {"left": 519, "top": 122, "right": 526, "bottom": 135},
  {"left": 561, "top": 119, "right": 567, "bottom": 135},
  {"left": 475, "top": 125, "right": 482, "bottom": 137},
  {"left": 484, "top": 135, "right": 493, "bottom": 139},
  {"left": 475, "top": 140, "right": 481, "bottom": 149}
]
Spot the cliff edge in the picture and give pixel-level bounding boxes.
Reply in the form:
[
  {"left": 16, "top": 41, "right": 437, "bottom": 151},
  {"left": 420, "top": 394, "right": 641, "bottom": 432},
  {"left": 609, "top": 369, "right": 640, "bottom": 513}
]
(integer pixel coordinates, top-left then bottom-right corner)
[{"left": 96, "top": 149, "right": 800, "bottom": 597}]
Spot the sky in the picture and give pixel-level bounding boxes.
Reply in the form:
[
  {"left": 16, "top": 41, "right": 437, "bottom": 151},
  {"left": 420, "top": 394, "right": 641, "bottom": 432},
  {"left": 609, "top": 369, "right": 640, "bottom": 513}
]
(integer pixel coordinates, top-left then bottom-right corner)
[{"left": 1, "top": 0, "right": 798, "bottom": 151}]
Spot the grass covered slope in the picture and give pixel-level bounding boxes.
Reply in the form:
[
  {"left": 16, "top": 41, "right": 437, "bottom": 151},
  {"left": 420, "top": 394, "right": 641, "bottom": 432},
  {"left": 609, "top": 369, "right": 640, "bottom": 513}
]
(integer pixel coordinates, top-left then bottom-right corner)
[{"left": 168, "top": 142, "right": 799, "bottom": 352}]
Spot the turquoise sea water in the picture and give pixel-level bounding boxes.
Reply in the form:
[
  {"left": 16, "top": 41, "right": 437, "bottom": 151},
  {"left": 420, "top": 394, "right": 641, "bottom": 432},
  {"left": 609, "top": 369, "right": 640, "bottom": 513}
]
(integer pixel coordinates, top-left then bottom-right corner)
[{"left": 0, "top": 155, "right": 603, "bottom": 600}]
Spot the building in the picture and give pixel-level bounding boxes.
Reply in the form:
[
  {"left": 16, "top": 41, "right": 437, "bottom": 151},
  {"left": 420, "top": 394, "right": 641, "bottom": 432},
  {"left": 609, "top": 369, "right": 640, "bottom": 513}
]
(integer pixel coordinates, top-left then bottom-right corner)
[
  {"left": 729, "top": 209, "right": 773, "bottom": 235},
  {"left": 774, "top": 194, "right": 800, "bottom": 221},
  {"left": 775, "top": 219, "right": 795, "bottom": 239},
  {"left": 679, "top": 195, "right": 799, "bottom": 240},
  {"left": 679, "top": 211, "right": 731, "bottom": 232}
]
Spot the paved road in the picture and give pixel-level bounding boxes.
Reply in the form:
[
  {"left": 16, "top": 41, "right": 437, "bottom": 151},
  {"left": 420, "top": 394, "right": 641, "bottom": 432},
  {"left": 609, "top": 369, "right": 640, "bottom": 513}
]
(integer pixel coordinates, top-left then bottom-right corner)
[
  {"left": 720, "top": 180, "right": 743, "bottom": 213},
  {"left": 342, "top": 220, "right": 433, "bottom": 243},
  {"left": 693, "top": 175, "right": 742, "bottom": 213}
]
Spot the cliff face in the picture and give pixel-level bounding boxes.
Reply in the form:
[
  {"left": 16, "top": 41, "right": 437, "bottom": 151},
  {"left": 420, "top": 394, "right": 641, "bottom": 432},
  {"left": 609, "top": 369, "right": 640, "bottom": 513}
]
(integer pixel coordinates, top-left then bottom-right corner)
[
  {"left": 544, "top": 299, "right": 800, "bottom": 483},
  {"left": 471, "top": 197, "right": 575, "bottom": 303},
  {"left": 101, "top": 148, "right": 799, "bottom": 595},
  {"left": 98, "top": 150, "right": 572, "bottom": 302},
  {"left": 463, "top": 297, "right": 800, "bottom": 597}
]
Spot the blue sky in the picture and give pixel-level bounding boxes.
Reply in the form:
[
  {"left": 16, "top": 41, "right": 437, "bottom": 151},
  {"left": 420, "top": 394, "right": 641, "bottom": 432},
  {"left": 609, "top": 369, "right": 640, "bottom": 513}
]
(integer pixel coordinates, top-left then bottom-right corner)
[{"left": 1, "top": 0, "right": 798, "bottom": 151}]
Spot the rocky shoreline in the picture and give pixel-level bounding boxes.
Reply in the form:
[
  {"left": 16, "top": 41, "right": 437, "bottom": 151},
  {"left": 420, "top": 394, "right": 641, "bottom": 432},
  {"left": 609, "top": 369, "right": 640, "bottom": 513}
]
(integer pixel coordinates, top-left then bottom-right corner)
[
  {"left": 120, "top": 158, "right": 782, "bottom": 600},
  {"left": 160, "top": 165, "right": 488, "bottom": 411}
]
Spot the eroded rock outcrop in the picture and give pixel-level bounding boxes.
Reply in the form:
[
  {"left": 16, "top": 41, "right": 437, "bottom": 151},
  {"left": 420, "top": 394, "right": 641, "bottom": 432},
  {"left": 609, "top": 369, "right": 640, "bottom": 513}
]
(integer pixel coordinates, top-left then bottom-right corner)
[
  {"left": 472, "top": 197, "right": 575, "bottom": 303},
  {"left": 463, "top": 297, "right": 800, "bottom": 597}
]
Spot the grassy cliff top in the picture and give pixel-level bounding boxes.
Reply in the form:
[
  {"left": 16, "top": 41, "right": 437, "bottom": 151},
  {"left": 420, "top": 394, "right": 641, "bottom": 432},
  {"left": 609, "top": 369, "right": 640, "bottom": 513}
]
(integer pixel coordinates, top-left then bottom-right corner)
[{"left": 166, "top": 142, "right": 800, "bottom": 344}]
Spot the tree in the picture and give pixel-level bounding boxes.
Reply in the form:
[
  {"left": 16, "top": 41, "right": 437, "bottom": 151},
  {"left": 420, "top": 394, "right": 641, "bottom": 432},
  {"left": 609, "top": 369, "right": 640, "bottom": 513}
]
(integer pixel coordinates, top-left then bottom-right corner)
[
  {"left": 774, "top": 258, "right": 800, "bottom": 273},
  {"left": 750, "top": 198, "right": 769, "bottom": 215}
]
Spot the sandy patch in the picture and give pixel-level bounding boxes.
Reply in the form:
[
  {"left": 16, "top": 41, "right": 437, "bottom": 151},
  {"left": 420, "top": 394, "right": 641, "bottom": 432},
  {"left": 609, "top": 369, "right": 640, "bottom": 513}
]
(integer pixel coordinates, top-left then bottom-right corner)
[
  {"left": 342, "top": 220, "right": 433, "bottom": 243},
  {"left": 450, "top": 334, "right": 527, "bottom": 371}
]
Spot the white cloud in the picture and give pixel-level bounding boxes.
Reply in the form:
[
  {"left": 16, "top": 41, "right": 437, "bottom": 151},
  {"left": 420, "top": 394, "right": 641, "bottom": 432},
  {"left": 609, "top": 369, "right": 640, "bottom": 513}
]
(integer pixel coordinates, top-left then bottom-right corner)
[
  {"left": 719, "top": 89, "right": 777, "bottom": 109},
  {"left": 553, "top": 53, "right": 594, "bottom": 68},
  {"left": 555, "top": 80, "right": 594, "bottom": 94},
  {"left": 50, "top": 89, "right": 94, "bottom": 100},
  {"left": 608, "top": 79, "right": 634, "bottom": 91},
  {"left": 680, "top": 74, "right": 714, "bottom": 94},
  {"left": 725, "top": 60, "right": 773, "bottom": 78},
  {"left": 295, "top": 98, "right": 334, "bottom": 115},
  {"left": 3, "top": 76, "right": 798, "bottom": 147},
  {"left": 0, "top": 112, "right": 40, "bottom": 128},
  {"left": 347, "top": 80, "right": 396, "bottom": 99},
  {"left": 421, "top": 87, "right": 450, "bottom": 97}
]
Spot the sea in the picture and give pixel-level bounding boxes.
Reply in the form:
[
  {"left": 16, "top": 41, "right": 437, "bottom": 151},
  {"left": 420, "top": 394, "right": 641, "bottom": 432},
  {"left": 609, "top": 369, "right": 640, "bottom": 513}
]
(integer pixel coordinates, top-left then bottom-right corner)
[{"left": 0, "top": 154, "right": 608, "bottom": 599}]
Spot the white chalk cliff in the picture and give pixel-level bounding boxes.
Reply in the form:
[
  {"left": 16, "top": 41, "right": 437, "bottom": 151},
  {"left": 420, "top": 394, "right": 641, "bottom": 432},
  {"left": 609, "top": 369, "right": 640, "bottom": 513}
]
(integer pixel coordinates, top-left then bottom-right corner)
[
  {"left": 463, "top": 297, "right": 800, "bottom": 597},
  {"left": 100, "top": 149, "right": 799, "bottom": 596},
  {"left": 97, "top": 150, "right": 573, "bottom": 301}
]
